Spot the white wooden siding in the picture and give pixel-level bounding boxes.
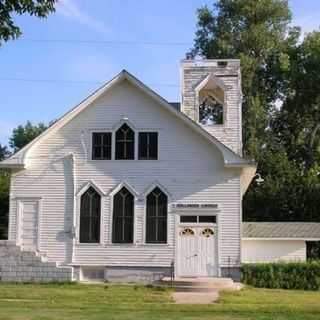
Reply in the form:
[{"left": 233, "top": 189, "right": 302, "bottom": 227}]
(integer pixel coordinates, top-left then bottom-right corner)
[
  {"left": 9, "top": 79, "right": 241, "bottom": 268},
  {"left": 242, "top": 240, "right": 307, "bottom": 262}
]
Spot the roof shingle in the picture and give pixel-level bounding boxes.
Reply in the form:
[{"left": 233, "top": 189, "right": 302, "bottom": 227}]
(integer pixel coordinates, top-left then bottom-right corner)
[{"left": 242, "top": 222, "right": 320, "bottom": 239}]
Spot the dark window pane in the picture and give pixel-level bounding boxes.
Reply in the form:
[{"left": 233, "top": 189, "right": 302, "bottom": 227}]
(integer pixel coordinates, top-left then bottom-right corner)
[
  {"left": 199, "top": 216, "right": 216, "bottom": 223},
  {"left": 146, "top": 187, "right": 167, "bottom": 243},
  {"left": 92, "top": 132, "right": 112, "bottom": 160},
  {"left": 138, "top": 132, "right": 158, "bottom": 160},
  {"left": 115, "top": 124, "right": 135, "bottom": 160},
  {"left": 138, "top": 133, "right": 148, "bottom": 159},
  {"left": 148, "top": 133, "right": 158, "bottom": 159},
  {"left": 112, "top": 187, "right": 134, "bottom": 243},
  {"left": 80, "top": 187, "right": 101, "bottom": 243},
  {"left": 180, "top": 216, "right": 197, "bottom": 223}
]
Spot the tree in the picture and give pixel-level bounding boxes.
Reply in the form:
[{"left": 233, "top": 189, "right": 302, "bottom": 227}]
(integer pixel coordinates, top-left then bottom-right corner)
[
  {"left": 0, "top": 122, "right": 46, "bottom": 238},
  {"left": 273, "top": 31, "right": 320, "bottom": 172},
  {"left": 189, "top": 0, "right": 292, "bottom": 157},
  {"left": 0, "top": 171, "right": 10, "bottom": 239},
  {"left": 0, "top": 144, "right": 10, "bottom": 161},
  {"left": 9, "top": 121, "right": 47, "bottom": 152},
  {"left": 0, "top": 0, "right": 56, "bottom": 45}
]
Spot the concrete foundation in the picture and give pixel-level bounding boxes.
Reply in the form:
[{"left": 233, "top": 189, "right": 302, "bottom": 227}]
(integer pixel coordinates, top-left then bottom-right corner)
[{"left": 104, "top": 266, "right": 171, "bottom": 283}]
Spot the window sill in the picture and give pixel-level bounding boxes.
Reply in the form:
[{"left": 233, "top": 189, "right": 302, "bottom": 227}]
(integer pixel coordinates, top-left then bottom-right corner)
[
  {"left": 87, "top": 159, "right": 161, "bottom": 163},
  {"left": 104, "top": 243, "right": 171, "bottom": 247},
  {"left": 76, "top": 242, "right": 104, "bottom": 246}
]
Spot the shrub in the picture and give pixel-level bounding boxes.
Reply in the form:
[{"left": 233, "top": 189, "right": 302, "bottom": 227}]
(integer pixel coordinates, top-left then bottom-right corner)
[{"left": 241, "top": 261, "right": 320, "bottom": 290}]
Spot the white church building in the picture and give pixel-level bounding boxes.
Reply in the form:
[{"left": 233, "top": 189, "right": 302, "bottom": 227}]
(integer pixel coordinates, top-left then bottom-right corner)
[{"left": 0, "top": 59, "right": 259, "bottom": 282}]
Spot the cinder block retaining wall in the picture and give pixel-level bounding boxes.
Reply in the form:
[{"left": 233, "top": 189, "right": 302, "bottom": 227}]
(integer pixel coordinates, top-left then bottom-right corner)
[{"left": 0, "top": 241, "right": 72, "bottom": 282}]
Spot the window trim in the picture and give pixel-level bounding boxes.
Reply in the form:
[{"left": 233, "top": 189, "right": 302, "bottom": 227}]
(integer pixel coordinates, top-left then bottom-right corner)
[
  {"left": 138, "top": 132, "right": 158, "bottom": 160},
  {"left": 109, "top": 182, "right": 138, "bottom": 245},
  {"left": 180, "top": 215, "right": 217, "bottom": 224},
  {"left": 115, "top": 123, "right": 135, "bottom": 160},
  {"left": 87, "top": 124, "right": 160, "bottom": 162},
  {"left": 91, "top": 132, "right": 112, "bottom": 160},
  {"left": 76, "top": 182, "right": 104, "bottom": 245},
  {"left": 144, "top": 186, "right": 170, "bottom": 245},
  {"left": 75, "top": 180, "right": 106, "bottom": 246},
  {"left": 194, "top": 73, "right": 227, "bottom": 126}
]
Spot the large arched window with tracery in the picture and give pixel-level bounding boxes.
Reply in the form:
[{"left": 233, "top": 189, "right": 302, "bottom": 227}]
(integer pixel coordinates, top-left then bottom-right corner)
[
  {"left": 112, "top": 187, "right": 134, "bottom": 243},
  {"left": 80, "top": 187, "right": 101, "bottom": 243},
  {"left": 146, "top": 187, "right": 168, "bottom": 243}
]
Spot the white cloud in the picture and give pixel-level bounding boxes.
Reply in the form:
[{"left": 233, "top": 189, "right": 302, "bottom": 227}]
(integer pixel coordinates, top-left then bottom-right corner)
[{"left": 56, "top": 0, "right": 110, "bottom": 35}]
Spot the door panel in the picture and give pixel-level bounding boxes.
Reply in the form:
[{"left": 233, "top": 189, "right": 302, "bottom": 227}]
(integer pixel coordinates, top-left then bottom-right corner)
[
  {"left": 177, "top": 227, "right": 198, "bottom": 276},
  {"left": 198, "top": 227, "right": 216, "bottom": 276},
  {"left": 19, "top": 200, "right": 39, "bottom": 251},
  {"left": 177, "top": 226, "right": 217, "bottom": 277}
]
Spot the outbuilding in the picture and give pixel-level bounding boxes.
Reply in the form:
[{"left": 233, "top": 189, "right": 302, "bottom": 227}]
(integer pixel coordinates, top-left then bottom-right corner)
[{"left": 242, "top": 222, "right": 320, "bottom": 263}]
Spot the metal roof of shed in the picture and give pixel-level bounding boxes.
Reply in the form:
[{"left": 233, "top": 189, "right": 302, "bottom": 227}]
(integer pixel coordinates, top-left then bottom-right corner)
[{"left": 243, "top": 222, "right": 320, "bottom": 240}]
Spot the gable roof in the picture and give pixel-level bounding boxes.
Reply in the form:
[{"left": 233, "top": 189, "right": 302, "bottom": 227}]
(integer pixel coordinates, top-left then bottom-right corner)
[
  {"left": 243, "top": 222, "right": 320, "bottom": 240},
  {"left": 0, "top": 70, "right": 255, "bottom": 171}
]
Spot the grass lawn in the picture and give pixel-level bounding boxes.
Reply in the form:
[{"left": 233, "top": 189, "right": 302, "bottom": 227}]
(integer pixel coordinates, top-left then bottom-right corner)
[{"left": 0, "top": 283, "right": 319, "bottom": 320}]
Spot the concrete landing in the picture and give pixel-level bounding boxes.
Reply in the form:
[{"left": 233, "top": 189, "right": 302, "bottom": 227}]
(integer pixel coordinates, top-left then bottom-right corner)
[{"left": 159, "top": 277, "right": 243, "bottom": 304}]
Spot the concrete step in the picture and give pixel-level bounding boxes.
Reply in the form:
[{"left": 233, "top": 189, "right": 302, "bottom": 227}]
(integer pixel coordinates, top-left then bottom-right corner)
[
  {"left": 174, "top": 286, "right": 220, "bottom": 293},
  {"left": 156, "top": 277, "right": 240, "bottom": 293},
  {"left": 0, "top": 242, "right": 72, "bottom": 283},
  {"left": 160, "top": 277, "right": 234, "bottom": 287}
]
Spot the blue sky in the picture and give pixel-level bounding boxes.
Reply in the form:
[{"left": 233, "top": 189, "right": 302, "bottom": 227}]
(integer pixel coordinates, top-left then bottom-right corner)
[{"left": 1, "top": 0, "right": 320, "bottom": 146}]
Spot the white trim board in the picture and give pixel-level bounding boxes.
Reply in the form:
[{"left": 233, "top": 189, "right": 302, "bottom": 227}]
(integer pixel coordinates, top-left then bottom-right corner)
[{"left": 0, "top": 70, "right": 255, "bottom": 171}]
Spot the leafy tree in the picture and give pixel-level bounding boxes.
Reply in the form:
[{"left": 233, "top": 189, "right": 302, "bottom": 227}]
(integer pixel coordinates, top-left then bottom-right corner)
[
  {"left": 273, "top": 31, "right": 320, "bottom": 172},
  {"left": 0, "top": 0, "right": 56, "bottom": 45},
  {"left": 0, "top": 171, "right": 10, "bottom": 239},
  {"left": 0, "top": 144, "right": 10, "bottom": 161},
  {"left": 244, "top": 146, "right": 320, "bottom": 222},
  {"left": 9, "top": 121, "right": 47, "bottom": 152},
  {"left": 0, "top": 144, "right": 10, "bottom": 239},
  {"left": 189, "top": 0, "right": 292, "bottom": 157},
  {"left": 0, "top": 122, "right": 46, "bottom": 238},
  {"left": 190, "top": 1, "right": 320, "bottom": 233}
]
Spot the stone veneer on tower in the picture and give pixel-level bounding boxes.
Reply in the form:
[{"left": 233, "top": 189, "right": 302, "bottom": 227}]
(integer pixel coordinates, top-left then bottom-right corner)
[{"left": 180, "top": 59, "right": 243, "bottom": 155}]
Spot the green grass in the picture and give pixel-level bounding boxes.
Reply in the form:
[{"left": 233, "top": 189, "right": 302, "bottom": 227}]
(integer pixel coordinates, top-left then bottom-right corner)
[{"left": 0, "top": 283, "right": 319, "bottom": 320}]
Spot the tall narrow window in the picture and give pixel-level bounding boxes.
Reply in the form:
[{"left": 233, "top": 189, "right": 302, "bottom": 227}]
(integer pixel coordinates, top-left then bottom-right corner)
[
  {"left": 112, "top": 187, "right": 134, "bottom": 243},
  {"left": 138, "top": 132, "right": 158, "bottom": 160},
  {"left": 146, "top": 187, "right": 167, "bottom": 243},
  {"left": 92, "top": 132, "right": 112, "bottom": 160},
  {"left": 80, "top": 187, "right": 101, "bottom": 243},
  {"left": 115, "top": 124, "right": 135, "bottom": 160},
  {"left": 199, "top": 95, "right": 223, "bottom": 125}
]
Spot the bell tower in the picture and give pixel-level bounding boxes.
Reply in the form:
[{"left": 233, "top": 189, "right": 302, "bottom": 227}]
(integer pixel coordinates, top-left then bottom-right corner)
[{"left": 180, "top": 59, "right": 242, "bottom": 155}]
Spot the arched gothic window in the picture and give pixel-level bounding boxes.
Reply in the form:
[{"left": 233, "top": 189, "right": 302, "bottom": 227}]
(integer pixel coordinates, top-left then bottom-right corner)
[
  {"left": 112, "top": 187, "right": 134, "bottom": 243},
  {"left": 80, "top": 187, "right": 101, "bottom": 243},
  {"left": 199, "top": 95, "right": 223, "bottom": 125},
  {"left": 115, "top": 123, "right": 135, "bottom": 160},
  {"left": 146, "top": 187, "right": 168, "bottom": 243}
]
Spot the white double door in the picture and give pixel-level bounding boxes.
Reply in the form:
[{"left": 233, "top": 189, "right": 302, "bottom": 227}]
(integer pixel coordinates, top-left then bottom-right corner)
[{"left": 177, "top": 225, "right": 217, "bottom": 277}]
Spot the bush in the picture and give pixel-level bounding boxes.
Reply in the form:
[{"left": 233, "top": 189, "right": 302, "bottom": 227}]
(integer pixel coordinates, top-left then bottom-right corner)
[{"left": 241, "top": 261, "right": 320, "bottom": 290}]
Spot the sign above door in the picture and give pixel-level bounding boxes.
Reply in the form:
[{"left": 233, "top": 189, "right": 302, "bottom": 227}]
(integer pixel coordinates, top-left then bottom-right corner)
[{"left": 171, "top": 203, "right": 220, "bottom": 212}]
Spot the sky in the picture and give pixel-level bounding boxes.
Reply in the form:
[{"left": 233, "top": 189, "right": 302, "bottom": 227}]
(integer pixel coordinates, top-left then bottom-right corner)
[{"left": 1, "top": 0, "right": 320, "bottom": 146}]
